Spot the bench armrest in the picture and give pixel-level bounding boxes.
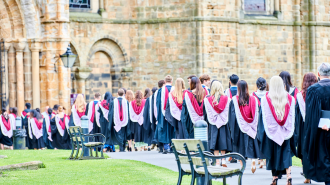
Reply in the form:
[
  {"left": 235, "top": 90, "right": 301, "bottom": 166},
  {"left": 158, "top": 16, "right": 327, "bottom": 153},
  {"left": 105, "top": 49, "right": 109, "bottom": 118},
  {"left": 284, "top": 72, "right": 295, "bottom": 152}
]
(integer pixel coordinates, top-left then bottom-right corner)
[
  {"left": 82, "top": 133, "right": 106, "bottom": 141},
  {"left": 203, "top": 153, "right": 246, "bottom": 172}
]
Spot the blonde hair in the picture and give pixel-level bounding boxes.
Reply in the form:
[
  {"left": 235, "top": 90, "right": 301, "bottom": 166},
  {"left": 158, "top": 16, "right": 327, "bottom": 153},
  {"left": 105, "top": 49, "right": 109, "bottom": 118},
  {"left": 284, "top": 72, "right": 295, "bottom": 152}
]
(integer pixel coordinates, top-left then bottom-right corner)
[
  {"left": 126, "top": 90, "right": 134, "bottom": 102},
  {"left": 58, "top": 106, "right": 63, "bottom": 112},
  {"left": 268, "top": 76, "right": 289, "bottom": 120},
  {"left": 74, "top": 94, "right": 86, "bottom": 112},
  {"left": 172, "top": 78, "right": 186, "bottom": 104},
  {"left": 210, "top": 81, "right": 225, "bottom": 104}
]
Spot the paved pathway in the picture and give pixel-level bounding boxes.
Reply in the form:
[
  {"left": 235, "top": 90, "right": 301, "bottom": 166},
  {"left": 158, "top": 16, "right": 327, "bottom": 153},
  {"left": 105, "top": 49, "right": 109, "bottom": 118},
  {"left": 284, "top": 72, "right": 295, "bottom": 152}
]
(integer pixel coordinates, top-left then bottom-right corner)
[{"left": 107, "top": 151, "right": 323, "bottom": 185}]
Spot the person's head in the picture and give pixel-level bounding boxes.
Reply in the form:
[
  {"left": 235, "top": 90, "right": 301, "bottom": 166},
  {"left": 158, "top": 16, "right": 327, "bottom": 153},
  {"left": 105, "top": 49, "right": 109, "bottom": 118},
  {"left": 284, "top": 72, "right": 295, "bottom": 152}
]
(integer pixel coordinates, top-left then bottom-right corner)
[
  {"left": 229, "top": 74, "right": 239, "bottom": 86},
  {"left": 268, "top": 76, "right": 289, "bottom": 120},
  {"left": 190, "top": 77, "right": 205, "bottom": 103},
  {"left": 210, "top": 79, "right": 219, "bottom": 89},
  {"left": 121, "top": 88, "right": 127, "bottom": 95},
  {"left": 279, "top": 71, "right": 293, "bottom": 92},
  {"left": 118, "top": 89, "right": 124, "bottom": 97},
  {"left": 256, "top": 77, "right": 267, "bottom": 91},
  {"left": 210, "top": 81, "right": 225, "bottom": 104},
  {"left": 58, "top": 106, "right": 63, "bottom": 113},
  {"left": 74, "top": 94, "right": 86, "bottom": 112},
  {"left": 47, "top": 108, "right": 53, "bottom": 115},
  {"left": 318, "top": 63, "right": 330, "bottom": 79},
  {"left": 144, "top": 88, "right": 151, "bottom": 99},
  {"left": 151, "top": 87, "right": 157, "bottom": 94},
  {"left": 104, "top": 92, "right": 113, "bottom": 105},
  {"left": 158, "top": 80, "right": 165, "bottom": 88},
  {"left": 25, "top": 103, "right": 31, "bottom": 110},
  {"left": 199, "top": 74, "right": 211, "bottom": 87},
  {"left": 44, "top": 106, "right": 49, "bottom": 113},
  {"left": 53, "top": 104, "right": 59, "bottom": 113},
  {"left": 164, "top": 75, "right": 173, "bottom": 84},
  {"left": 126, "top": 90, "right": 134, "bottom": 102},
  {"left": 301, "top": 72, "right": 318, "bottom": 100},
  {"left": 94, "top": 93, "right": 101, "bottom": 100},
  {"left": 135, "top": 90, "right": 143, "bottom": 106},
  {"left": 187, "top": 75, "right": 197, "bottom": 84},
  {"left": 172, "top": 78, "right": 186, "bottom": 104},
  {"left": 31, "top": 109, "right": 43, "bottom": 120},
  {"left": 1, "top": 108, "right": 7, "bottom": 114},
  {"left": 237, "top": 80, "right": 250, "bottom": 106},
  {"left": 36, "top": 108, "right": 40, "bottom": 113}
]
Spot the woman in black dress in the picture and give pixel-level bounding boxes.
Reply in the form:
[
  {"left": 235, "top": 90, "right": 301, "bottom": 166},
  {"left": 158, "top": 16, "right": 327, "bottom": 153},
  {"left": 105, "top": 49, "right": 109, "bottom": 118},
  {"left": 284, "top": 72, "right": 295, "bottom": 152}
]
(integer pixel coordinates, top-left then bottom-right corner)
[
  {"left": 50, "top": 106, "right": 71, "bottom": 150},
  {"left": 0, "top": 108, "right": 13, "bottom": 150},
  {"left": 204, "top": 80, "right": 232, "bottom": 167},
  {"left": 228, "top": 80, "right": 260, "bottom": 173},
  {"left": 28, "top": 110, "right": 45, "bottom": 150}
]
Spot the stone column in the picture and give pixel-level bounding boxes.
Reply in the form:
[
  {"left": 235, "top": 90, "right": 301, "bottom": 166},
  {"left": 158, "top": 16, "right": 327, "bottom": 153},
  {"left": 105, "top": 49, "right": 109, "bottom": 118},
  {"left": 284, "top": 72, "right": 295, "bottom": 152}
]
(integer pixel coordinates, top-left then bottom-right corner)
[
  {"left": 274, "top": 0, "right": 280, "bottom": 12},
  {"left": 31, "top": 42, "right": 41, "bottom": 109},
  {"left": 14, "top": 41, "right": 26, "bottom": 116},
  {"left": 75, "top": 67, "right": 92, "bottom": 96},
  {"left": 8, "top": 45, "right": 16, "bottom": 108},
  {"left": 4, "top": 42, "right": 11, "bottom": 109},
  {"left": 23, "top": 47, "right": 32, "bottom": 105}
]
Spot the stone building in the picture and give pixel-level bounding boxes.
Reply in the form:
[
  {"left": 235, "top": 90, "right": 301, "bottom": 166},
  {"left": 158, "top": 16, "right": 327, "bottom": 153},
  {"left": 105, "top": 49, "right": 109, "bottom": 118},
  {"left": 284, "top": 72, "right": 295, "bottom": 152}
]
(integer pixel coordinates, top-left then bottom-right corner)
[{"left": 0, "top": 0, "right": 327, "bottom": 115}]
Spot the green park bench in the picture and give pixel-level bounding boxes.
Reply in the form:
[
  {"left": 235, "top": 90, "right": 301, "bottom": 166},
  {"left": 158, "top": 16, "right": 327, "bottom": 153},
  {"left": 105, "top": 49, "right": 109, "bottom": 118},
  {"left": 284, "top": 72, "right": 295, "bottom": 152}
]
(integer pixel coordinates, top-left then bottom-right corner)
[
  {"left": 172, "top": 139, "right": 246, "bottom": 185},
  {"left": 68, "top": 126, "right": 106, "bottom": 160}
]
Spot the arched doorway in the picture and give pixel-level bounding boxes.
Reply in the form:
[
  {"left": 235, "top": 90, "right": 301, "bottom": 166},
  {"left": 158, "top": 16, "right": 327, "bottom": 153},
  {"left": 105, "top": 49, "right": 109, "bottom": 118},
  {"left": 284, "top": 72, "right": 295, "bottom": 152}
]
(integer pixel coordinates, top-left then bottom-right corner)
[{"left": 85, "top": 51, "right": 112, "bottom": 102}]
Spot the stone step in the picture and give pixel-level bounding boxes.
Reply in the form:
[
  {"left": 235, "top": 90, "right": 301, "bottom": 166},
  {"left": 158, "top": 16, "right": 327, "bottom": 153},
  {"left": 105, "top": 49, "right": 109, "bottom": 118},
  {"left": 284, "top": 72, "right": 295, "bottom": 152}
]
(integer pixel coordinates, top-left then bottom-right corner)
[{"left": 0, "top": 161, "right": 44, "bottom": 172}]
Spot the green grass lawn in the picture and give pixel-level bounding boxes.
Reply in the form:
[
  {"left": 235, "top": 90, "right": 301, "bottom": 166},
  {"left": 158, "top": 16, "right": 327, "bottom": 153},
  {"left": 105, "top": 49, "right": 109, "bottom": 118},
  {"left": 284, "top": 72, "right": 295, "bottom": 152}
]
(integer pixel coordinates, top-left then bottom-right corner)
[
  {"left": 0, "top": 150, "right": 222, "bottom": 185},
  {"left": 292, "top": 156, "right": 302, "bottom": 167}
]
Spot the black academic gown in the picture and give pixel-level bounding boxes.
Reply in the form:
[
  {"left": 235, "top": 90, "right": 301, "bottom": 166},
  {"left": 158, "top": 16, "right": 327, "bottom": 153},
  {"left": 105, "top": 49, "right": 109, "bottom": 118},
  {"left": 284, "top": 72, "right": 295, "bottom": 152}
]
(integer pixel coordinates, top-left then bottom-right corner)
[
  {"left": 108, "top": 98, "right": 129, "bottom": 149},
  {"left": 228, "top": 101, "right": 261, "bottom": 159},
  {"left": 203, "top": 101, "right": 232, "bottom": 152},
  {"left": 154, "top": 86, "right": 175, "bottom": 143},
  {"left": 86, "top": 101, "right": 102, "bottom": 142},
  {"left": 143, "top": 97, "right": 154, "bottom": 145},
  {"left": 258, "top": 108, "right": 296, "bottom": 177},
  {"left": 303, "top": 80, "right": 330, "bottom": 182},
  {"left": 50, "top": 117, "right": 71, "bottom": 150},
  {"left": 295, "top": 102, "right": 304, "bottom": 159},
  {"left": 22, "top": 109, "right": 31, "bottom": 148},
  {"left": 98, "top": 104, "right": 111, "bottom": 145},
  {"left": 28, "top": 119, "right": 45, "bottom": 149},
  {"left": 42, "top": 116, "right": 53, "bottom": 149},
  {"left": 0, "top": 117, "right": 13, "bottom": 146},
  {"left": 150, "top": 94, "right": 157, "bottom": 144},
  {"left": 165, "top": 98, "right": 185, "bottom": 139}
]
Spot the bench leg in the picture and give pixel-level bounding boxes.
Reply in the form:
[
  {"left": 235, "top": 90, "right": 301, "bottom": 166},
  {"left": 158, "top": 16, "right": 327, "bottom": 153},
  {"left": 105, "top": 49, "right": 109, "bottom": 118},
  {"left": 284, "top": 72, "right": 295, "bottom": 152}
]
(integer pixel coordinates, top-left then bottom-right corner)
[
  {"left": 75, "top": 145, "right": 80, "bottom": 159},
  {"left": 90, "top": 148, "right": 93, "bottom": 157},
  {"left": 79, "top": 146, "right": 84, "bottom": 160},
  {"left": 190, "top": 173, "right": 195, "bottom": 185},
  {"left": 238, "top": 173, "right": 243, "bottom": 185},
  {"left": 101, "top": 147, "right": 104, "bottom": 158},
  {"left": 69, "top": 143, "right": 75, "bottom": 159},
  {"left": 223, "top": 177, "right": 226, "bottom": 185},
  {"left": 177, "top": 171, "right": 183, "bottom": 185},
  {"left": 95, "top": 147, "right": 99, "bottom": 157}
]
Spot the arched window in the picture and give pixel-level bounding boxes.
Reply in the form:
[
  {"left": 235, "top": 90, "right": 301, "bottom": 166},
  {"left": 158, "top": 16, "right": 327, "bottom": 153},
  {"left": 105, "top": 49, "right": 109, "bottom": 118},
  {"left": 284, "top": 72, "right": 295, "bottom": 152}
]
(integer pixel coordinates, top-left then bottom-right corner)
[{"left": 69, "top": 0, "right": 91, "bottom": 9}]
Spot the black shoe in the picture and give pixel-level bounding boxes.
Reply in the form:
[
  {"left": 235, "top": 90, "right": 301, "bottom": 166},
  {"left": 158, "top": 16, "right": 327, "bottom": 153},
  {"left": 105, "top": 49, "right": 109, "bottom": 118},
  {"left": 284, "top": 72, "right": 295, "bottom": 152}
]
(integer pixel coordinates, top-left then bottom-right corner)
[
  {"left": 135, "top": 147, "right": 138, "bottom": 151},
  {"left": 162, "top": 150, "right": 168, "bottom": 154},
  {"left": 148, "top": 148, "right": 151, "bottom": 151},
  {"left": 129, "top": 147, "right": 132, "bottom": 152},
  {"left": 158, "top": 150, "right": 163, "bottom": 153},
  {"left": 119, "top": 150, "right": 126, "bottom": 152},
  {"left": 230, "top": 159, "right": 237, "bottom": 163},
  {"left": 109, "top": 148, "right": 113, "bottom": 153}
]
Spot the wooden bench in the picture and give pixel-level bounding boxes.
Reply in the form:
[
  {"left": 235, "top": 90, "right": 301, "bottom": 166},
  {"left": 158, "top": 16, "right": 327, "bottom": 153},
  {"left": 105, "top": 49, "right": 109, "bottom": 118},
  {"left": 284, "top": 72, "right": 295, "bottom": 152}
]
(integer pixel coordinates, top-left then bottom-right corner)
[
  {"left": 172, "top": 139, "right": 246, "bottom": 185},
  {"left": 68, "top": 126, "right": 106, "bottom": 160}
]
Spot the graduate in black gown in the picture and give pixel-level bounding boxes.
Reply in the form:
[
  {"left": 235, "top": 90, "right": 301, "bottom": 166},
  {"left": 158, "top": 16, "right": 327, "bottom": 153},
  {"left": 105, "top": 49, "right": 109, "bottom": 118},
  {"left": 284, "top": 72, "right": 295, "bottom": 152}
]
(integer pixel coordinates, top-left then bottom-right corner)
[
  {"left": 152, "top": 80, "right": 164, "bottom": 152},
  {"left": 50, "top": 106, "right": 71, "bottom": 150},
  {"left": 303, "top": 63, "right": 330, "bottom": 185},
  {"left": 28, "top": 110, "right": 45, "bottom": 150},
  {"left": 203, "top": 80, "right": 232, "bottom": 167},
  {"left": 142, "top": 88, "right": 153, "bottom": 149},
  {"left": 42, "top": 108, "right": 54, "bottom": 149},
  {"left": 86, "top": 93, "right": 102, "bottom": 141},
  {"left": 258, "top": 76, "right": 296, "bottom": 185},
  {"left": 181, "top": 77, "right": 206, "bottom": 139},
  {"left": 200, "top": 74, "right": 211, "bottom": 95},
  {"left": 224, "top": 74, "right": 239, "bottom": 99},
  {"left": 228, "top": 80, "right": 260, "bottom": 173},
  {"left": 165, "top": 78, "right": 186, "bottom": 140},
  {"left": 22, "top": 103, "right": 31, "bottom": 148},
  {"left": 129, "top": 90, "right": 147, "bottom": 151},
  {"left": 8, "top": 107, "right": 17, "bottom": 150},
  {"left": 0, "top": 108, "right": 13, "bottom": 150},
  {"left": 149, "top": 87, "right": 158, "bottom": 149},
  {"left": 125, "top": 90, "right": 135, "bottom": 152},
  {"left": 279, "top": 71, "right": 299, "bottom": 99},
  {"left": 97, "top": 91, "right": 113, "bottom": 152},
  {"left": 294, "top": 73, "right": 317, "bottom": 184},
  {"left": 108, "top": 89, "right": 130, "bottom": 152},
  {"left": 69, "top": 94, "right": 87, "bottom": 127},
  {"left": 154, "top": 76, "right": 175, "bottom": 154}
]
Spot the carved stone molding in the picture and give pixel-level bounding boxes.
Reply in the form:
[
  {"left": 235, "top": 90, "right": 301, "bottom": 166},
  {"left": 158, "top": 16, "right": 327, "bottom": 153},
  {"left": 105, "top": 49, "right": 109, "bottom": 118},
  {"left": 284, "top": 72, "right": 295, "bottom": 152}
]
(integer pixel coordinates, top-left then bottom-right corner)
[{"left": 75, "top": 67, "right": 92, "bottom": 80}]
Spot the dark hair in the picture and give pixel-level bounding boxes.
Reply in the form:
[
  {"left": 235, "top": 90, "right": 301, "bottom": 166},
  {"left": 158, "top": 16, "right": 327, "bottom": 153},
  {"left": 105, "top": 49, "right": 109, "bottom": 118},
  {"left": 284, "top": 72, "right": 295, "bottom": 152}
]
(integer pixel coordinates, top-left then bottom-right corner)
[
  {"left": 135, "top": 90, "right": 143, "bottom": 106},
  {"left": 144, "top": 88, "right": 151, "bottom": 99},
  {"left": 151, "top": 87, "right": 158, "bottom": 94},
  {"left": 30, "top": 109, "right": 43, "bottom": 120},
  {"left": 190, "top": 77, "right": 205, "bottom": 103},
  {"left": 1, "top": 108, "right": 6, "bottom": 114},
  {"left": 187, "top": 75, "right": 197, "bottom": 79},
  {"left": 256, "top": 77, "right": 267, "bottom": 91},
  {"left": 47, "top": 108, "right": 53, "bottom": 115},
  {"left": 121, "top": 88, "right": 127, "bottom": 94},
  {"left": 229, "top": 74, "right": 239, "bottom": 85},
  {"left": 53, "top": 104, "right": 59, "bottom": 111},
  {"left": 104, "top": 92, "right": 113, "bottom": 106},
  {"left": 158, "top": 80, "right": 165, "bottom": 88},
  {"left": 237, "top": 80, "right": 250, "bottom": 106},
  {"left": 36, "top": 108, "right": 40, "bottom": 113},
  {"left": 279, "top": 71, "right": 293, "bottom": 92},
  {"left": 301, "top": 72, "right": 318, "bottom": 100},
  {"left": 25, "top": 103, "right": 31, "bottom": 109},
  {"left": 199, "top": 74, "right": 211, "bottom": 84},
  {"left": 9, "top": 107, "right": 17, "bottom": 116}
]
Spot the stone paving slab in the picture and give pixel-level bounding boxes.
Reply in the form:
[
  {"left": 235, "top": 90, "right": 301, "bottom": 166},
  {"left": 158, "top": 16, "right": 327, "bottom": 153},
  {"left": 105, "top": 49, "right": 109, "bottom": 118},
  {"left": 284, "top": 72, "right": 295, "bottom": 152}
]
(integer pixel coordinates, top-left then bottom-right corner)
[
  {"left": 107, "top": 151, "right": 323, "bottom": 185},
  {"left": 0, "top": 161, "right": 44, "bottom": 172}
]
